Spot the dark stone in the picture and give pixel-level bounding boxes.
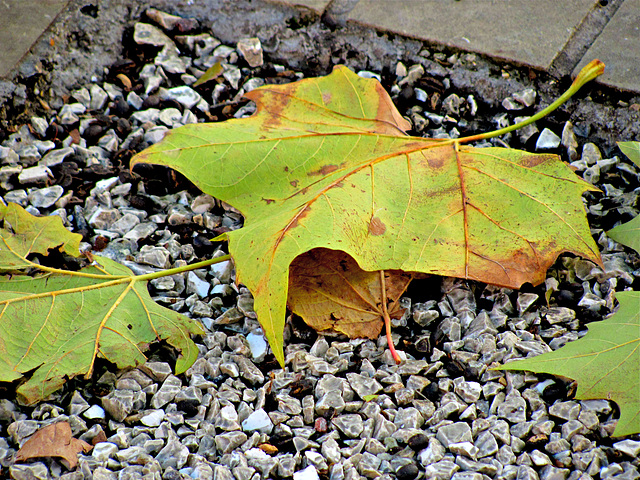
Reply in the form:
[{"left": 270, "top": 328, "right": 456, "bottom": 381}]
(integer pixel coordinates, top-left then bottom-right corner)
[
  {"left": 396, "top": 463, "right": 419, "bottom": 480},
  {"left": 408, "top": 433, "right": 429, "bottom": 451}
]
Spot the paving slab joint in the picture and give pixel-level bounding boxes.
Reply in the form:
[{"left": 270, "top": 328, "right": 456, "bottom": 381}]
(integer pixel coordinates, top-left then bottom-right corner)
[
  {"left": 323, "top": 0, "right": 361, "bottom": 26},
  {"left": 549, "top": 0, "right": 625, "bottom": 79}
]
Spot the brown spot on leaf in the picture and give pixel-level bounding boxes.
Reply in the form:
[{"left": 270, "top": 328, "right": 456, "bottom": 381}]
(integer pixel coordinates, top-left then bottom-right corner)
[
  {"left": 263, "top": 198, "right": 275, "bottom": 204},
  {"left": 519, "top": 154, "right": 552, "bottom": 168},
  {"left": 309, "top": 164, "right": 340, "bottom": 176},
  {"left": 290, "top": 180, "right": 299, "bottom": 187},
  {"left": 368, "top": 216, "right": 386, "bottom": 236},
  {"left": 322, "top": 92, "right": 332, "bottom": 104}
]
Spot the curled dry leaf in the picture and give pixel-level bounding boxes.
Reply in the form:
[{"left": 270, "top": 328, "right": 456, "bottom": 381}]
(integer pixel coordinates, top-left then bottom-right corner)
[
  {"left": 15, "top": 421, "right": 92, "bottom": 469},
  {"left": 288, "top": 248, "right": 413, "bottom": 338}
]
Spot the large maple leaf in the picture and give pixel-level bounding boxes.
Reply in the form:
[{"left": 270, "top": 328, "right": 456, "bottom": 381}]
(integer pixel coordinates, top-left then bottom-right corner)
[
  {"left": 498, "top": 291, "right": 640, "bottom": 437},
  {"left": 132, "top": 65, "right": 601, "bottom": 365}
]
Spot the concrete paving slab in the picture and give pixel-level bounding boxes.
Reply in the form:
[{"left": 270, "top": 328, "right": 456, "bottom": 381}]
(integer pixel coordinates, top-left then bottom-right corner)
[
  {"left": 347, "top": 0, "right": 599, "bottom": 70},
  {"left": 266, "top": 0, "right": 333, "bottom": 15},
  {"left": 574, "top": 0, "right": 640, "bottom": 92},
  {"left": 0, "top": 0, "right": 70, "bottom": 79}
]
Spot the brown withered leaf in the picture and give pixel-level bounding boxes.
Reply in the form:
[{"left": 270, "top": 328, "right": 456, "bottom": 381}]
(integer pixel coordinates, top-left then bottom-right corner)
[
  {"left": 288, "top": 248, "right": 414, "bottom": 338},
  {"left": 14, "top": 421, "right": 92, "bottom": 469}
]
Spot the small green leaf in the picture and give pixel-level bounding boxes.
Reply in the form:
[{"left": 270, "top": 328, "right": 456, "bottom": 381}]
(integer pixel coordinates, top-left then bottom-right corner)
[
  {"left": 618, "top": 141, "right": 640, "bottom": 168},
  {"left": 362, "top": 394, "right": 379, "bottom": 402},
  {"left": 1, "top": 202, "right": 82, "bottom": 270},
  {"left": 496, "top": 290, "right": 640, "bottom": 437},
  {"left": 608, "top": 215, "right": 640, "bottom": 255},
  {"left": 193, "top": 61, "right": 223, "bottom": 87}
]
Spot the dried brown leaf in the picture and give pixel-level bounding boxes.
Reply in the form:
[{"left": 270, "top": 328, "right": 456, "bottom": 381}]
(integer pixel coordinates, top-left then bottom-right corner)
[{"left": 15, "top": 421, "right": 92, "bottom": 469}]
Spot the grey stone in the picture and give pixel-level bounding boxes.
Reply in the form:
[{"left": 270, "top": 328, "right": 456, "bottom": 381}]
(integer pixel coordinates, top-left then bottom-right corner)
[
  {"left": 450, "top": 441, "right": 479, "bottom": 460},
  {"left": 123, "top": 222, "right": 158, "bottom": 242},
  {"left": 613, "top": 439, "right": 640, "bottom": 457},
  {"left": 358, "top": 451, "right": 382, "bottom": 477},
  {"left": 237, "top": 37, "right": 263, "bottom": 67},
  {"left": 452, "top": 473, "right": 483, "bottom": 480},
  {"left": 162, "top": 86, "right": 202, "bottom": 109},
  {"left": 394, "top": 407, "right": 424, "bottom": 429},
  {"left": 242, "top": 408, "right": 273, "bottom": 434},
  {"left": 39, "top": 147, "right": 73, "bottom": 167},
  {"left": 28, "top": 185, "right": 64, "bottom": 208},
  {"left": 245, "top": 447, "right": 279, "bottom": 476},
  {"left": 144, "top": 125, "right": 169, "bottom": 144},
  {"left": 9, "top": 463, "right": 50, "bottom": 480},
  {"left": 436, "top": 422, "right": 472, "bottom": 447},
  {"left": 513, "top": 88, "right": 537, "bottom": 107},
  {"left": 131, "top": 108, "right": 160, "bottom": 124},
  {"left": 235, "top": 355, "right": 265, "bottom": 384},
  {"left": 92, "top": 441, "right": 119, "bottom": 461},
  {"left": 216, "top": 404, "right": 241, "bottom": 431},
  {"left": 18, "top": 165, "right": 52, "bottom": 184},
  {"left": 476, "top": 430, "right": 499, "bottom": 458},
  {"left": 539, "top": 465, "right": 569, "bottom": 480},
  {"left": 516, "top": 465, "right": 539, "bottom": 480},
  {"left": 498, "top": 391, "right": 527, "bottom": 423},
  {"left": 347, "top": 372, "right": 382, "bottom": 399},
  {"left": 489, "top": 420, "right": 511, "bottom": 444},
  {"left": 101, "top": 389, "right": 135, "bottom": 422},
  {"left": 139, "top": 361, "right": 172, "bottom": 382},
  {"left": 155, "top": 46, "right": 188, "bottom": 74},
  {"left": 316, "top": 391, "right": 346, "bottom": 416},
  {"left": 424, "top": 460, "right": 459, "bottom": 480},
  {"left": 110, "top": 213, "right": 141, "bottom": 235},
  {"left": 88, "top": 207, "right": 121, "bottom": 230},
  {"left": 136, "top": 245, "right": 171, "bottom": 269},
  {"left": 332, "top": 414, "right": 364, "bottom": 438},
  {"left": 549, "top": 401, "right": 581, "bottom": 421},
  {"left": 134, "top": 22, "right": 173, "bottom": 47},
  {"left": 156, "top": 432, "right": 189, "bottom": 469},
  {"left": 140, "top": 409, "right": 165, "bottom": 427},
  {"left": 536, "top": 128, "right": 561, "bottom": 150},
  {"left": 453, "top": 378, "right": 482, "bottom": 403},
  {"left": 293, "top": 465, "right": 320, "bottom": 480},
  {"left": 83, "top": 404, "right": 105, "bottom": 420},
  {"left": 223, "top": 64, "right": 242, "bottom": 89},
  {"left": 150, "top": 375, "right": 182, "bottom": 408}
]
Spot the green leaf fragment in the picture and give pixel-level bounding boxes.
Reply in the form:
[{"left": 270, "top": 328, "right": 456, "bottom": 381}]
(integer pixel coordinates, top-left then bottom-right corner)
[
  {"left": 497, "top": 290, "right": 640, "bottom": 437},
  {"left": 608, "top": 215, "right": 640, "bottom": 256},
  {"left": 193, "top": 61, "right": 223, "bottom": 87},
  {"left": 618, "top": 141, "right": 640, "bottom": 168},
  {"left": 0, "top": 202, "right": 82, "bottom": 270}
]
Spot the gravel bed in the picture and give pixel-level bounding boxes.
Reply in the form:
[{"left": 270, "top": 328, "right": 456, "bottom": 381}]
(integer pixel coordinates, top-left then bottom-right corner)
[{"left": 1, "top": 7, "right": 640, "bottom": 480}]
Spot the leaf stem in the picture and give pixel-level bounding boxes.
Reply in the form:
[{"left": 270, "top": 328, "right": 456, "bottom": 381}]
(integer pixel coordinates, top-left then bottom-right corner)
[
  {"left": 131, "top": 255, "right": 233, "bottom": 282},
  {"left": 16, "top": 260, "right": 129, "bottom": 280},
  {"left": 458, "top": 59, "right": 605, "bottom": 144},
  {"left": 379, "top": 270, "right": 401, "bottom": 364}
]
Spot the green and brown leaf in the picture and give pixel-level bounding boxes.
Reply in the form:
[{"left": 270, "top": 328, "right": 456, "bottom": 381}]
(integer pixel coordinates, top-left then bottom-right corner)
[{"left": 132, "top": 65, "right": 602, "bottom": 365}]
